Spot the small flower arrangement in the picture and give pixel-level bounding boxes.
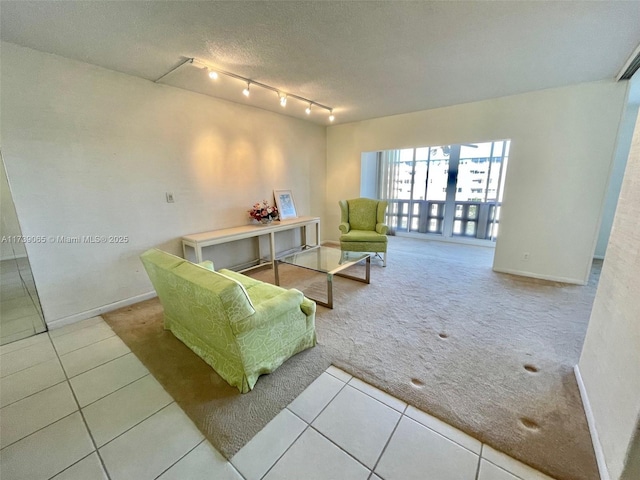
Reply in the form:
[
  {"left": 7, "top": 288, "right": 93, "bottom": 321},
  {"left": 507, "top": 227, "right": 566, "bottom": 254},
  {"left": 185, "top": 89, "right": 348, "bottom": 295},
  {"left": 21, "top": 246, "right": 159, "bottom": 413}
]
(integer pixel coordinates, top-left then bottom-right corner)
[{"left": 249, "top": 200, "right": 279, "bottom": 223}]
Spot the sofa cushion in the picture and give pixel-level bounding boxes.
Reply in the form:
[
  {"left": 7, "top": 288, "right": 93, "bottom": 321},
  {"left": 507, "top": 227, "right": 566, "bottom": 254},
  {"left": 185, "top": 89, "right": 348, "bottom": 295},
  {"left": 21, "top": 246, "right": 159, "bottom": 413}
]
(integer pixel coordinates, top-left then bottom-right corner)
[
  {"left": 218, "top": 268, "right": 263, "bottom": 290},
  {"left": 219, "top": 269, "right": 290, "bottom": 305}
]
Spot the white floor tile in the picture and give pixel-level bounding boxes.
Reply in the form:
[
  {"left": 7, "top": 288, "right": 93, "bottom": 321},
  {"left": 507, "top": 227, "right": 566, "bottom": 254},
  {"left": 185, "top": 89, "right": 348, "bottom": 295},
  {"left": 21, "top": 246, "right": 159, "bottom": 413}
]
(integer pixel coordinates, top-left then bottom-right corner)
[
  {"left": 82, "top": 374, "right": 173, "bottom": 446},
  {"left": 348, "top": 377, "right": 407, "bottom": 412},
  {"left": 0, "top": 339, "right": 57, "bottom": 377},
  {"left": 158, "top": 441, "right": 243, "bottom": 480},
  {"left": 51, "top": 453, "right": 108, "bottom": 480},
  {"left": 0, "top": 358, "right": 66, "bottom": 407},
  {"left": 1, "top": 316, "right": 37, "bottom": 339},
  {"left": 0, "top": 412, "right": 94, "bottom": 480},
  {"left": 405, "top": 405, "right": 482, "bottom": 454},
  {"left": 232, "top": 408, "right": 307, "bottom": 480},
  {"left": 375, "top": 416, "right": 479, "bottom": 480},
  {"left": 0, "top": 331, "right": 48, "bottom": 357},
  {"left": 326, "top": 365, "right": 352, "bottom": 382},
  {"left": 99, "top": 403, "right": 204, "bottom": 480},
  {"left": 69, "top": 352, "right": 148, "bottom": 407},
  {"left": 482, "top": 446, "right": 556, "bottom": 480},
  {"left": 60, "top": 335, "right": 130, "bottom": 378},
  {"left": 51, "top": 322, "right": 115, "bottom": 355},
  {"left": 0, "top": 328, "right": 36, "bottom": 346},
  {"left": 287, "top": 372, "right": 344, "bottom": 422},
  {"left": 1, "top": 382, "right": 78, "bottom": 448},
  {"left": 0, "top": 296, "right": 39, "bottom": 321},
  {"left": 478, "top": 459, "right": 520, "bottom": 480},
  {"left": 263, "top": 428, "right": 370, "bottom": 480},
  {"left": 312, "top": 385, "right": 401, "bottom": 468},
  {"left": 49, "top": 316, "right": 106, "bottom": 338},
  {"left": 369, "top": 474, "right": 382, "bottom": 480}
]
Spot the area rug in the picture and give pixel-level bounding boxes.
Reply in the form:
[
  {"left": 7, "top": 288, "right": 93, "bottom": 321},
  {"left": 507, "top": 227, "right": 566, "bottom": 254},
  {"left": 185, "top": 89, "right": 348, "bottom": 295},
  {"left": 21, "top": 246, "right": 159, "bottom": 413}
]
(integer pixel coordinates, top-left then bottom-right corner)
[{"left": 103, "top": 237, "right": 600, "bottom": 480}]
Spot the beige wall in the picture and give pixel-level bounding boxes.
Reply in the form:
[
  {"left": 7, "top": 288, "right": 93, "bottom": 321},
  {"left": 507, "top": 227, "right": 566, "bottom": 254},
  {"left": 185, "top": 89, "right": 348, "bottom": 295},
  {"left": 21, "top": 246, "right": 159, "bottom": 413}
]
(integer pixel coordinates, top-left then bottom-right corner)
[
  {"left": 0, "top": 42, "right": 326, "bottom": 325},
  {"left": 326, "top": 81, "right": 628, "bottom": 284},
  {"left": 579, "top": 110, "right": 640, "bottom": 480}
]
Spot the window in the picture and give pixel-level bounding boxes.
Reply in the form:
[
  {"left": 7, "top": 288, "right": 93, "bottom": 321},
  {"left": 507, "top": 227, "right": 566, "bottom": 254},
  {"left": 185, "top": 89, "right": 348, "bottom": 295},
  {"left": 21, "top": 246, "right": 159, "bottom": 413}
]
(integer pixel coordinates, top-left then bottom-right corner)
[{"left": 374, "top": 140, "right": 510, "bottom": 241}]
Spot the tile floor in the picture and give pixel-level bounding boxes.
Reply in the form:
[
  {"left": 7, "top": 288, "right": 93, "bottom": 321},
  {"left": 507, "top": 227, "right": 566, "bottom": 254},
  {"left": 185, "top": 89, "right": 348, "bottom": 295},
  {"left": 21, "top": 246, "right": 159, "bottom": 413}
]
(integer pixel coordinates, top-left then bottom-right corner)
[
  {"left": 0, "top": 257, "right": 46, "bottom": 345},
  {"left": 0, "top": 316, "right": 556, "bottom": 480}
]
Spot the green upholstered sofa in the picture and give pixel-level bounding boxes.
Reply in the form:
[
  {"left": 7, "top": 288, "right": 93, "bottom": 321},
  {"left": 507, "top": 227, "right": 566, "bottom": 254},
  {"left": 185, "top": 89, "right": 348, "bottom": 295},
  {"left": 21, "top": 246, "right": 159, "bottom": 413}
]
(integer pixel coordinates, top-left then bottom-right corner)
[
  {"left": 339, "top": 197, "right": 389, "bottom": 266},
  {"left": 140, "top": 248, "right": 316, "bottom": 393}
]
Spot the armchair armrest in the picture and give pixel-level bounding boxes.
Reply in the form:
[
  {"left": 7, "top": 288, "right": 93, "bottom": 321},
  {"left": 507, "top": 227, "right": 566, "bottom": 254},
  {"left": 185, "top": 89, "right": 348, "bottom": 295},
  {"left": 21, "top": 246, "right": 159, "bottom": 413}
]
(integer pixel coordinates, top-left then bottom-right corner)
[
  {"left": 376, "top": 223, "right": 389, "bottom": 235},
  {"left": 339, "top": 222, "right": 350, "bottom": 234},
  {"left": 230, "top": 289, "right": 304, "bottom": 335}
]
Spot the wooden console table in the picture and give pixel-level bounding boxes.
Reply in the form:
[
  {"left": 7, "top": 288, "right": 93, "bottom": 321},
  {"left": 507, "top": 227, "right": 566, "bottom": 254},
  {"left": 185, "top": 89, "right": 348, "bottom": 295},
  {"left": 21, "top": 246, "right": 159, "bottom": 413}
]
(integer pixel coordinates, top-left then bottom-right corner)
[{"left": 181, "top": 216, "right": 320, "bottom": 271}]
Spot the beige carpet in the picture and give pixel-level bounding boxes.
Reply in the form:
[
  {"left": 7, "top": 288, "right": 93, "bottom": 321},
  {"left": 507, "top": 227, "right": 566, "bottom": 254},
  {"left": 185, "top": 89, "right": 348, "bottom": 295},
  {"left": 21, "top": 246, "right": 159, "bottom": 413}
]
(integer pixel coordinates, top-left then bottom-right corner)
[{"left": 104, "top": 237, "right": 600, "bottom": 480}]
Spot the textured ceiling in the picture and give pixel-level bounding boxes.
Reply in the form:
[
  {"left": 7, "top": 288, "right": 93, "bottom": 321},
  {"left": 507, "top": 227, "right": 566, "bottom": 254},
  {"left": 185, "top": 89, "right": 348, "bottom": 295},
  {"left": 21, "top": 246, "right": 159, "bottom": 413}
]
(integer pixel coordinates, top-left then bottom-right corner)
[{"left": 1, "top": 1, "right": 639, "bottom": 125}]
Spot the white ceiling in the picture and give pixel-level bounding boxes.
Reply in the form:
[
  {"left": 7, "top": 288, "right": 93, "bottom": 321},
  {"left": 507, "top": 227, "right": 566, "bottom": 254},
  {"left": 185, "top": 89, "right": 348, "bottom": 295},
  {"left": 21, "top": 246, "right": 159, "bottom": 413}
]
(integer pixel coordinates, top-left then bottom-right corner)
[{"left": 1, "top": 1, "right": 639, "bottom": 125}]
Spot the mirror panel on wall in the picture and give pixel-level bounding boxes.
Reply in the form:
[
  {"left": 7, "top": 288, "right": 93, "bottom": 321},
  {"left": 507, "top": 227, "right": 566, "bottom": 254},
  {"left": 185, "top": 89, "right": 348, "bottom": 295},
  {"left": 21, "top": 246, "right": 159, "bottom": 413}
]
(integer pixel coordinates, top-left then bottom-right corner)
[{"left": 1, "top": 151, "right": 47, "bottom": 345}]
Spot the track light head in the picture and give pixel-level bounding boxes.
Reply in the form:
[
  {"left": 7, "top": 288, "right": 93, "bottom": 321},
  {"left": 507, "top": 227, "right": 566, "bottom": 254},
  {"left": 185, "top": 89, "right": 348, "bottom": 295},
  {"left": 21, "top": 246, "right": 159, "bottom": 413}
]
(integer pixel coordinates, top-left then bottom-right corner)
[{"left": 182, "top": 59, "right": 336, "bottom": 121}]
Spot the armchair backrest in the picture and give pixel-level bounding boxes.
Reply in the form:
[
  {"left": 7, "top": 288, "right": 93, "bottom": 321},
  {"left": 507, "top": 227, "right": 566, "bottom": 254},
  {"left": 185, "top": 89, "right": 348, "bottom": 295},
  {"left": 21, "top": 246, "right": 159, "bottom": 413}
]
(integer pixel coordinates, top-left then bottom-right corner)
[{"left": 340, "top": 198, "right": 388, "bottom": 231}]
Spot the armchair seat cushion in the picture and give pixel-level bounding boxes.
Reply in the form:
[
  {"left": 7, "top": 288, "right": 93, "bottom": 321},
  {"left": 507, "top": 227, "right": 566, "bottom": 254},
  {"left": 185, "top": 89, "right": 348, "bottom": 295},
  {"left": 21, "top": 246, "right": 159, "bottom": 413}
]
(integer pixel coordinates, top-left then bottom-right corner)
[{"left": 340, "top": 229, "right": 388, "bottom": 243}]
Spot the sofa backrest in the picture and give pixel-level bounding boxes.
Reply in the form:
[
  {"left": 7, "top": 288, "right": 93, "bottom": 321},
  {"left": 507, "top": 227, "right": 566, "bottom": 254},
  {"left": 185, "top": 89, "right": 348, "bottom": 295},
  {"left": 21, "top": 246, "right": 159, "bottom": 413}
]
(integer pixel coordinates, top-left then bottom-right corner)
[{"left": 140, "top": 249, "right": 255, "bottom": 331}]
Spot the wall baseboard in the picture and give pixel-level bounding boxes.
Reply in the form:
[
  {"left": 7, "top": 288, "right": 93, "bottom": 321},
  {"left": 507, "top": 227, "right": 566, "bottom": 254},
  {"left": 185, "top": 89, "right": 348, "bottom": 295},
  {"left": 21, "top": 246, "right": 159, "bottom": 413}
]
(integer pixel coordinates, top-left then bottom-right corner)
[
  {"left": 574, "top": 364, "right": 610, "bottom": 480},
  {"left": 47, "top": 291, "right": 157, "bottom": 330},
  {"left": 492, "top": 267, "right": 587, "bottom": 285}
]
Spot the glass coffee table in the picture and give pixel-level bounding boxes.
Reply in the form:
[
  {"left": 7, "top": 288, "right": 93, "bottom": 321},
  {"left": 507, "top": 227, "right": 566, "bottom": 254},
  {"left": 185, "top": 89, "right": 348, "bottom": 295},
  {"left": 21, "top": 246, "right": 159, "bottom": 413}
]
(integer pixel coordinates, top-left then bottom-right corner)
[{"left": 274, "top": 247, "right": 371, "bottom": 309}]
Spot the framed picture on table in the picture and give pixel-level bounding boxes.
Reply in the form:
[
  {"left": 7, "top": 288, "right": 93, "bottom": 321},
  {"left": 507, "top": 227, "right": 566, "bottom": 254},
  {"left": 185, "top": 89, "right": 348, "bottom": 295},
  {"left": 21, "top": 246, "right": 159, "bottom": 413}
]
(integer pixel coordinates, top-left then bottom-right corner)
[{"left": 274, "top": 189, "right": 297, "bottom": 219}]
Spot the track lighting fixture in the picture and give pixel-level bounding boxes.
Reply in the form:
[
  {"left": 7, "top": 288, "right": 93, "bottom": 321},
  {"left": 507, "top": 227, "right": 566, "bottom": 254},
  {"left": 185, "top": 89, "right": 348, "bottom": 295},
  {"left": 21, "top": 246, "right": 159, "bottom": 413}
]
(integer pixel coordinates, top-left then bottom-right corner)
[{"left": 169, "top": 58, "right": 336, "bottom": 122}]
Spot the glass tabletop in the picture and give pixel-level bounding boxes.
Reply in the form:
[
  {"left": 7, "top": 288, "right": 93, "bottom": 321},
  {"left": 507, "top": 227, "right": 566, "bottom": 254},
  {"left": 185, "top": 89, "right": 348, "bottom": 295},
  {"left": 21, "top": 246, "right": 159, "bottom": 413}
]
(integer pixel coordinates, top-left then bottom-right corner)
[{"left": 277, "top": 247, "right": 370, "bottom": 275}]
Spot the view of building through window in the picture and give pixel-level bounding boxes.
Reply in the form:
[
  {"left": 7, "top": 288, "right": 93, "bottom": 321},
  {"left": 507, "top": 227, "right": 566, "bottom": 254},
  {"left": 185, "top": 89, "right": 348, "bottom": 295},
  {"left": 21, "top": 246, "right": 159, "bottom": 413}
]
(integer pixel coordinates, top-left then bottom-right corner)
[{"left": 370, "top": 140, "right": 510, "bottom": 241}]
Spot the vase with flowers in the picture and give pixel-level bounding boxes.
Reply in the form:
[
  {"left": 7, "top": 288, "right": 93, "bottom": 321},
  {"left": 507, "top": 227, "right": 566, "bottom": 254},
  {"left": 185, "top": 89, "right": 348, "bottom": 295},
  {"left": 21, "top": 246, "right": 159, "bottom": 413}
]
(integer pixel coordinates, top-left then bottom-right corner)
[{"left": 249, "top": 200, "right": 279, "bottom": 224}]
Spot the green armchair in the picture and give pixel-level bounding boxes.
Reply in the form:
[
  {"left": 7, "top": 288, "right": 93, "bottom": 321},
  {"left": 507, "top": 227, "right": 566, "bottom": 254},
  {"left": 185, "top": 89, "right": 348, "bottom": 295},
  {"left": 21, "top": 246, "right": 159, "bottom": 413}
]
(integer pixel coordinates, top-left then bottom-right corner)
[
  {"left": 338, "top": 197, "right": 389, "bottom": 266},
  {"left": 140, "top": 249, "right": 316, "bottom": 393}
]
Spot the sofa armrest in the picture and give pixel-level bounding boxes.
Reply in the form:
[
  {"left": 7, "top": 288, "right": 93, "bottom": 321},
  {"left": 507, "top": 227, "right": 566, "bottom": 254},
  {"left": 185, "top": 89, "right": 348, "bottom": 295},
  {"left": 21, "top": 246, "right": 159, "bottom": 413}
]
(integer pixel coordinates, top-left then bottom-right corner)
[
  {"left": 197, "top": 260, "right": 215, "bottom": 271},
  {"left": 376, "top": 223, "right": 389, "bottom": 235},
  {"left": 230, "top": 289, "right": 305, "bottom": 335},
  {"left": 301, "top": 296, "right": 316, "bottom": 317},
  {"left": 339, "top": 222, "right": 350, "bottom": 234}
]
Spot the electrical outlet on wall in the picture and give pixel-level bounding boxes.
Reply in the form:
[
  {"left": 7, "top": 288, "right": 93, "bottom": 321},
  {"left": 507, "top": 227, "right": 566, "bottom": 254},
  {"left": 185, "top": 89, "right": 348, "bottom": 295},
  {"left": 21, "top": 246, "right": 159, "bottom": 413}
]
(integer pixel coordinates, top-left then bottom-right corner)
[{"left": 166, "top": 192, "right": 175, "bottom": 203}]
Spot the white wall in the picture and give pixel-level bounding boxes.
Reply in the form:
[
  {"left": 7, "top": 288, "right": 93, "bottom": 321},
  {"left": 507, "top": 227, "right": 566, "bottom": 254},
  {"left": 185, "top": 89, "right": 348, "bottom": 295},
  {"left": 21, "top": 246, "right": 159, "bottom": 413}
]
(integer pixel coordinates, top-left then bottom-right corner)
[
  {"left": 0, "top": 42, "right": 326, "bottom": 325},
  {"left": 579, "top": 110, "right": 640, "bottom": 480},
  {"left": 326, "top": 81, "right": 628, "bottom": 284},
  {"left": 595, "top": 76, "right": 639, "bottom": 257}
]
